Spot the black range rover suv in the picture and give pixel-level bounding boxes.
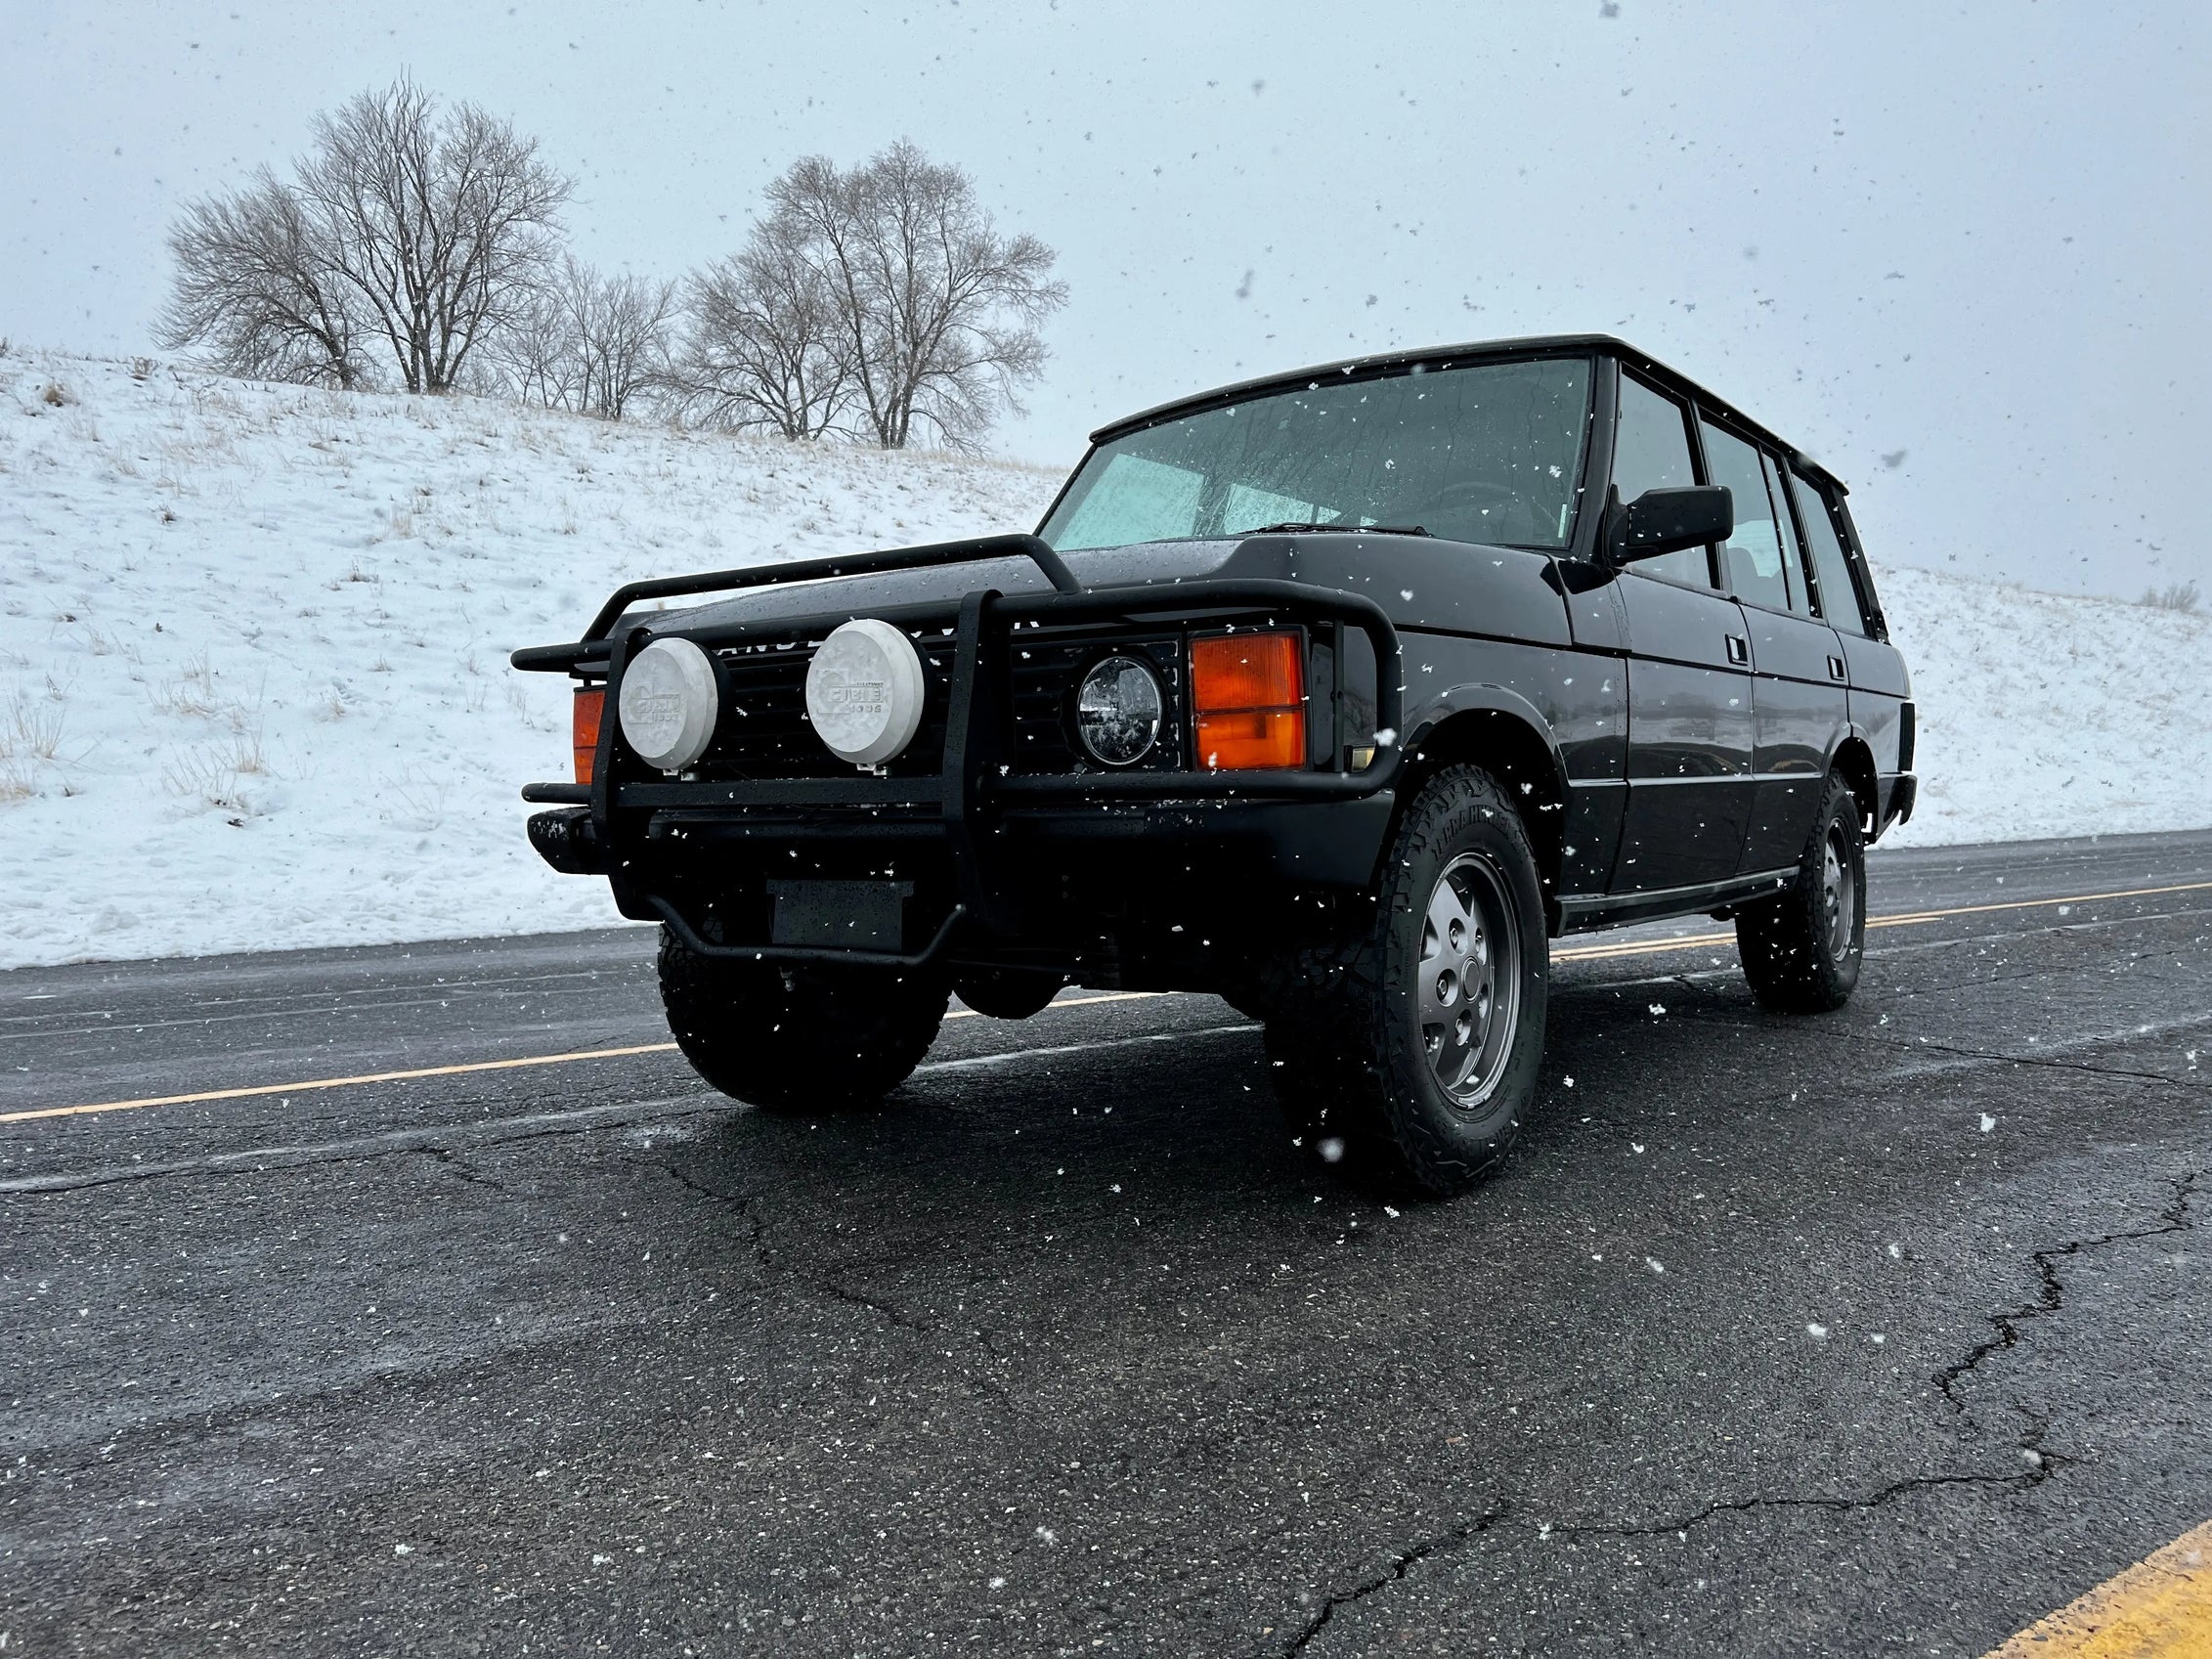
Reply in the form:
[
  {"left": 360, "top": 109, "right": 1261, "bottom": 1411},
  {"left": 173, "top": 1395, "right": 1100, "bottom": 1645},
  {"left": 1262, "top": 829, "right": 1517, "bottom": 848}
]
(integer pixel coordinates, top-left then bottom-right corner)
[{"left": 515, "top": 334, "right": 1916, "bottom": 1198}]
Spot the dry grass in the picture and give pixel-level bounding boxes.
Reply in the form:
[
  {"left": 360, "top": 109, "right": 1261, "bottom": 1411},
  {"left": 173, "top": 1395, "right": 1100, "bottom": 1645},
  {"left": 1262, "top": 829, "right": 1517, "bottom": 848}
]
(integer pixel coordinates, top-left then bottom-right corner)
[
  {"left": 150, "top": 651, "right": 220, "bottom": 718},
  {"left": 3, "top": 686, "right": 66, "bottom": 761},
  {"left": 0, "top": 684, "right": 68, "bottom": 802},
  {"left": 382, "top": 770, "right": 449, "bottom": 831},
  {"left": 160, "top": 727, "right": 268, "bottom": 810},
  {"left": 2140, "top": 580, "right": 2201, "bottom": 614}
]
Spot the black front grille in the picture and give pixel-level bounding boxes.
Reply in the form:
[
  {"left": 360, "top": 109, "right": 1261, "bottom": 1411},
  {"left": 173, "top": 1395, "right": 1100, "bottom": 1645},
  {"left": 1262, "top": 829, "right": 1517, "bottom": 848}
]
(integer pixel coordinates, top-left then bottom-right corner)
[
  {"left": 700, "top": 635, "right": 958, "bottom": 780},
  {"left": 685, "top": 628, "right": 1189, "bottom": 782}
]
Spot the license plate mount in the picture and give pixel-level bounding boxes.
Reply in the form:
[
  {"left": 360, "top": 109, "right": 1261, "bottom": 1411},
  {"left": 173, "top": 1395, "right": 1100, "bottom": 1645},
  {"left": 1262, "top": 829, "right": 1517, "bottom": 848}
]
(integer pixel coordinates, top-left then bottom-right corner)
[{"left": 765, "top": 879, "right": 916, "bottom": 950}]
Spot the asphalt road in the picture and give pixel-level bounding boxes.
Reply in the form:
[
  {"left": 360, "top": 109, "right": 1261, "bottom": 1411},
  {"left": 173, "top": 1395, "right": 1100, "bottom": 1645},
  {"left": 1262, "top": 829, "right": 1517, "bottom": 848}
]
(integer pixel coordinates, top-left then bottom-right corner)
[{"left": 4, "top": 828, "right": 2208, "bottom": 1657}]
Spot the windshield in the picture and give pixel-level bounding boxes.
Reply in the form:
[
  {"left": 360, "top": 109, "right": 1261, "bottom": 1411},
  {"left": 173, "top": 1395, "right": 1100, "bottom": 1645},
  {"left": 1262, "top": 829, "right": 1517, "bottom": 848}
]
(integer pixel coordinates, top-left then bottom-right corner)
[{"left": 1041, "top": 355, "right": 1593, "bottom": 553}]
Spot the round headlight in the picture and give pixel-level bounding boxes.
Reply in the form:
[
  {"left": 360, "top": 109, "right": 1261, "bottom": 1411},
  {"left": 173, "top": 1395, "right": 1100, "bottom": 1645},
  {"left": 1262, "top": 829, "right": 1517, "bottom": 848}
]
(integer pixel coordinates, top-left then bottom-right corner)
[
  {"left": 618, "top": 637, "right": 719, "bottom": 772},
  {"left": 805, "top": 618, "right": 928, "bottom": 768},
  {"left": 1075, "top": 655, "right": 1164, "bottom": 766}
]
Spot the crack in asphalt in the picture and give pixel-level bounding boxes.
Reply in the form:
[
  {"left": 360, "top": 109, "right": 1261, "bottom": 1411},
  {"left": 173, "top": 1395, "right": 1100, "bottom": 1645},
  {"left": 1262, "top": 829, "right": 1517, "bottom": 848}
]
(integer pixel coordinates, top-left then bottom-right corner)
[
  {"left": 1933, "top": 1171, "right": 2198, "bottom": 1419},
  {"left": 1272, "top": 1174, "right": 2199, "bottom": 1655},
  {"left": 1561, "top": 1417, "right": 2070, "bottom": 1542},
  {"left": 1276, "top": 1506, "right": 1509, "bottom": 1655},
  {"left": 642, "top": 1155, "right": 1039, "bottom": 1419},
  {"left": 1855, "top": 1026, "right": 2209, "bottom": 1091},
  {"left": 411, "top": 1145, "right": 508, "bottom": 1192},
  {"left": 1273, "top": 1424, "right": 2071, "bottom": 1656}
]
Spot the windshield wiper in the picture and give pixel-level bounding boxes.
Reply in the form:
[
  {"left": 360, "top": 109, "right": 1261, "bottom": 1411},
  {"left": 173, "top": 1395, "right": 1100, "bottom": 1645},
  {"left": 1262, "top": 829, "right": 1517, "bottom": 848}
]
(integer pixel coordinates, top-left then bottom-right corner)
[{"left": 1243, "top": 521, "right": 1431, "bottom": 537}]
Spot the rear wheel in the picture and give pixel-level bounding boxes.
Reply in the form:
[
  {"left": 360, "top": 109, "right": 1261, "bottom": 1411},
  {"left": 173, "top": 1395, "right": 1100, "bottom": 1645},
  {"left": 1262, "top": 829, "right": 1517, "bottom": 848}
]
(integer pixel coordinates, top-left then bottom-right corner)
[
  {"left": 657, "top": 929, "right": 948, "bottom": 1111},
  {"left": 1736, "top": 773, "right": 1866, "bottom": 1013},
  {"left": 1264, "top": 765, "right": 1549, "bottom": 1199}
]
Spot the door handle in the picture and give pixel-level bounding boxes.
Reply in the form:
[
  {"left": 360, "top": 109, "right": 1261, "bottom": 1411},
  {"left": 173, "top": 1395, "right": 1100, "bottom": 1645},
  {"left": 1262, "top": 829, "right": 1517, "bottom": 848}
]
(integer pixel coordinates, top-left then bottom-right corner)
[
  {"left": 1725, "top": 633, "right": 1748, "bottom": 665},
  {"left": 1827, "top": 654, "right": 1846, "bottom": 681}
]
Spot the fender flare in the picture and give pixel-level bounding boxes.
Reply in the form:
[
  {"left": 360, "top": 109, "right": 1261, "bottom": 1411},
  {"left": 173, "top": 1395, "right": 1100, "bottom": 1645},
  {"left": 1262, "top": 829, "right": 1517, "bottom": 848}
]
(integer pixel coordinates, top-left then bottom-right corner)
[{"left": 1402, "top": 683, "right": 1572, "bottom": 800}]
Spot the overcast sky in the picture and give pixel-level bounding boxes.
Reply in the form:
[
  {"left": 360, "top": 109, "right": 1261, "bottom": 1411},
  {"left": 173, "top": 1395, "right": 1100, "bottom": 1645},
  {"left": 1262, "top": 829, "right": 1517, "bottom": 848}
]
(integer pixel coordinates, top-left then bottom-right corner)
[{"left": 5, "top": 2, "right": 2205, "bottom": 599}]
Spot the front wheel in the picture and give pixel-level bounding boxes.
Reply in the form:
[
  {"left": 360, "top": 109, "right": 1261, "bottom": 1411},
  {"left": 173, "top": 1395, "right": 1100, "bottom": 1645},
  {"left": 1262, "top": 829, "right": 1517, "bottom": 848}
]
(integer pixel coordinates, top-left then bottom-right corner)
[
  {"left": 1735, "top": 773, "right": 1866, "bottom": 1013},
  {"left": 657, "top": 929, "right": 948, "bottom": 1111},
  {"left": 1265, "top": 765, "right": 1549, "bottom": 1200}
]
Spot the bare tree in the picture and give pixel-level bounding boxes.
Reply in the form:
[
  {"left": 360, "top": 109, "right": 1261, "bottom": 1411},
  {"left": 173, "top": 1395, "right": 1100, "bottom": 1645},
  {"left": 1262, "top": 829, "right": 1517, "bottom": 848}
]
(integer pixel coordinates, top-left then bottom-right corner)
[
  {"left": 296, "top": 79, "right": 571, "bottom": 392},
  {"left": 764, "top": 142, "right": 1066, "bottom": 448},
  {"left": 164, "top": 79, "right": 571, "bottom": 394},
  {"left": 492, "top": 255, "right": 676, "bottom": 419},
  {"left": 158, "top": 166, "right": 364, "bottom": 388},
  {"left": 666, "top": 224, "right": 852, "bottom": 439}
]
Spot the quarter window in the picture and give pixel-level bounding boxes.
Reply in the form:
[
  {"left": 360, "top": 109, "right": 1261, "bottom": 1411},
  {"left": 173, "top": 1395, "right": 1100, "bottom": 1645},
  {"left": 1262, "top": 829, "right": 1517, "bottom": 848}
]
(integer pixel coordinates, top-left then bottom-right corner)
[
  {"left": 1612, "top": 375, "right": 1709, "bottom": 587},
  {"left": 1788, "top": 470, "right": 1868, "bottom": 635},
  {"left": 1699, "top": 417, "right": 1792, "bottom": 613}
]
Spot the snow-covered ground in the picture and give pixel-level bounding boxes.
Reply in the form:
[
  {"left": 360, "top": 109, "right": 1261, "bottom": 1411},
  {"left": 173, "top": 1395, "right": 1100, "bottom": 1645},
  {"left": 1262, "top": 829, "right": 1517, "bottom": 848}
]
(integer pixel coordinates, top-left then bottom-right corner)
[
  {"left": 1875, "top": 568, "right": 2211, "bottom": 850},
  {"left": 0, "top": 350, "right": 1062, "bottom": 969},
  {"left": 2, "top": 349, "right": 2207, "bottom": 970}
]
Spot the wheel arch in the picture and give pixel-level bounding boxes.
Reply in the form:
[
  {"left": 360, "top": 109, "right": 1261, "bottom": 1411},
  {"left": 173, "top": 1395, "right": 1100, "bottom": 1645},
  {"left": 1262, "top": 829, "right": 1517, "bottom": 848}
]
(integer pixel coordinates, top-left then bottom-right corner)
[
  {"left": 1391, "top": 688, "right": 1571, "bottom": 915},
  {"left": 1828, "top": 732, "right": 1880, "bottom": 833}
]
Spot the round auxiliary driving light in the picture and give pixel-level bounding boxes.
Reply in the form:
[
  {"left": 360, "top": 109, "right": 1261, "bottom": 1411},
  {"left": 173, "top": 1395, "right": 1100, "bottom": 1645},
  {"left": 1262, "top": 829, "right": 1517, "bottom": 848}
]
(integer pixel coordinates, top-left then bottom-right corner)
[
  {"left": 618, "top": 636, "right": 719, "bottom": 772},
  {"left": 805, "top": 618, "right": 927, "bottom": 768},
  {"left": 1075, "top": 655, "right": 1164, "bottom": 766}
]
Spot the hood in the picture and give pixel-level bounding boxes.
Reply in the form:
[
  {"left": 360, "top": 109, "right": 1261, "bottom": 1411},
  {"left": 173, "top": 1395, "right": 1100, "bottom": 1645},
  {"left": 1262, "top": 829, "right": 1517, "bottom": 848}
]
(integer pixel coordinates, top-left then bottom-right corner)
[{"left": 648, "top": 530, "right": 1569, "bottom": 644}]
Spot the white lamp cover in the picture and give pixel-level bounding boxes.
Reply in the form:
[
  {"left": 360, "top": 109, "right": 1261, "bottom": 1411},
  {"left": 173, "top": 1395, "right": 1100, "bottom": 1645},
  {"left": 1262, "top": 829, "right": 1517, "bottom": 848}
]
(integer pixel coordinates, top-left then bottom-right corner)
[
  {"left": 804, "top": 619, "right": 927, "bottom": 767},
  {"left": 617, "top": 637, "right": 720, "bottom": 771}
]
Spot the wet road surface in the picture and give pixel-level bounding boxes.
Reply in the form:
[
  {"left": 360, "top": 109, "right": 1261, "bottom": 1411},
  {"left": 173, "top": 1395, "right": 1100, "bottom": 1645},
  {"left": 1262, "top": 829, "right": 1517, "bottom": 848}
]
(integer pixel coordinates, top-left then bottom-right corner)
[{"left": 3, "top": 828, "right": 2208, "bottom": 1656}]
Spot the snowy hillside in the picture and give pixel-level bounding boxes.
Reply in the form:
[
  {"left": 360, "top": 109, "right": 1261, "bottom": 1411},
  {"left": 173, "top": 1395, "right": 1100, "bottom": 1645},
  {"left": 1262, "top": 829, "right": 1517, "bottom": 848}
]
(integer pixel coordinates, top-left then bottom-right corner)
[
  {"left": 2, "top": 349, "right": 2208, "bottom": 970},
  {"left": 1875, "top": 569, "right": 2211, "bottom": 850},
  {"left": 0, "top": 350, "right": 1063, "bottom": 969}
]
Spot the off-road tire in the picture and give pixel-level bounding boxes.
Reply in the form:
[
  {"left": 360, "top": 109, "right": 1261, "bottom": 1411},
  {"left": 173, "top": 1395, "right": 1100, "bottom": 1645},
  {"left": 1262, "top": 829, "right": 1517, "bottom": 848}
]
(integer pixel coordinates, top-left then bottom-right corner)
[
  {"left": 1735, "top": 772, "right": 1866, "bottom": 1014},
  {"left": 657, "top": 928, "right": 948, "bottom": 1112},
  {"left": 1263, "top": 764, "right": 1549, "bottom": 1200}
]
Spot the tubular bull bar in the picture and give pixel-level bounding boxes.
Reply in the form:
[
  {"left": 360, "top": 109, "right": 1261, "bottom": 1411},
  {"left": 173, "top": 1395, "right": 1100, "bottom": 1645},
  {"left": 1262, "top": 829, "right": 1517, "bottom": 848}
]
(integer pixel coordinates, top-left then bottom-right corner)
[{"left": 511, "top": 533, "right": 1404, "bottom": 968}]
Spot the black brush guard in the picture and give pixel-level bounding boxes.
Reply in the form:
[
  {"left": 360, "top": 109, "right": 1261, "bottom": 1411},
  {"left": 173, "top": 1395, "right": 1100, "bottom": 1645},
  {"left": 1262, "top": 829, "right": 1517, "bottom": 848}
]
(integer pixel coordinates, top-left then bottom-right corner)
[{"left": 512, "top": 533, "right": 1404, "bottom": 968}]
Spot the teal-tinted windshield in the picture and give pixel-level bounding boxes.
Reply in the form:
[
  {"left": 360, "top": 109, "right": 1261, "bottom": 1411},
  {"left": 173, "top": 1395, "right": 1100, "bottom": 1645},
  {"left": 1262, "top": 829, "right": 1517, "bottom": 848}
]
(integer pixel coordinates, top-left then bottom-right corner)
[{"left": 1041, "top": 356, "right": 1593, "bottom": 553}]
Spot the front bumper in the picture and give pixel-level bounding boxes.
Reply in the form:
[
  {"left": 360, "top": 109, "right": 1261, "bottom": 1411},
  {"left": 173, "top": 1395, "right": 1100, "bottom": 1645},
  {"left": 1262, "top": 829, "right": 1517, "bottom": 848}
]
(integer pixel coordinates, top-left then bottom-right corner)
[{"left": 515, "top": 546, "right": 1404, "bottom": 968}]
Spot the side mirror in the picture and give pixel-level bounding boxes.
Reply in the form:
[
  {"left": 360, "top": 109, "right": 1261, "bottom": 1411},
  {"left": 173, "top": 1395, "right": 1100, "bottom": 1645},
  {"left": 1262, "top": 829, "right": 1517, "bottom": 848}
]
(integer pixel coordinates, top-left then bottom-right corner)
[{"left": 1610, "top": 486, "right": 1733, "bottom": 567}]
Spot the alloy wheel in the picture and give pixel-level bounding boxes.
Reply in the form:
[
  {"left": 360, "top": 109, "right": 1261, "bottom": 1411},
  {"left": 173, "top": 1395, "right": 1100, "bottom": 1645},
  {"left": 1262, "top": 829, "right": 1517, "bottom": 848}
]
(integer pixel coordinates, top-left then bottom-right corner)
[{"left": 1417, "top": 851, "right": 1522, "bottom": 1107}]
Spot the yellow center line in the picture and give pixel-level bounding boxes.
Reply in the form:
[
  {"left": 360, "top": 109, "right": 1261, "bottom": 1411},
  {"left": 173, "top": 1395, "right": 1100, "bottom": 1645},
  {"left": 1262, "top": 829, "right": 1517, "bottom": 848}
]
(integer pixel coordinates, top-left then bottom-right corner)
[
  {"left": 1550, "top": 877, "right": 2212, "bottom": 964},
  {"left": 1982, "top": 1515, "right": 2212, "bottom": 1657},
  {"left": 0, "top": 991, "right": 1165, "bottom": 1126},
  {"left": 6, "top": 878, "right": 2204, "bottom": 1128}
]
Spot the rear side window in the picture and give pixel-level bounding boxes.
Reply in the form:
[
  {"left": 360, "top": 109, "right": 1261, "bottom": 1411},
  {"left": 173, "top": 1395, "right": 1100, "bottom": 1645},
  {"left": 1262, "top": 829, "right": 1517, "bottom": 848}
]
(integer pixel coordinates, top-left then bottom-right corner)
[
  {"left": 1788, "top": 470, "right": 1868, "bottom": 635},
  {"left": 1612, "top": 374, "right": 1710, "bottom": 587},
  {"left": 1699, "top": 417, "right": 1792, "bottom": 612},
  {"left": 1761, "top": 452, "right": 1817, "bottom": 615}
]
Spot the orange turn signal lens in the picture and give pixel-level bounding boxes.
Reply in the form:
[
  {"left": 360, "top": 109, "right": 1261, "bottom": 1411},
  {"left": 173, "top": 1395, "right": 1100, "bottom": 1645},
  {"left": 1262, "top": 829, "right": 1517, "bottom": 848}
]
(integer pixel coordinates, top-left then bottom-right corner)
[
  {"left": 1191, "top": 631, "right": 1306, "bottom": 770},
  {"left": 572, "top": 685, "right": 604, "bottom": 785}
]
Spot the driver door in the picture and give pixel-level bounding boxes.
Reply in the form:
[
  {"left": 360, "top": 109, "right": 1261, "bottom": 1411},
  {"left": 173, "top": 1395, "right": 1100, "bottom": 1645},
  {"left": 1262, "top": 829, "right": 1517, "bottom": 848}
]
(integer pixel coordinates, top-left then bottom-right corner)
[{"left": 1608, "top": 372, "right": 1757, "bottom": 894}]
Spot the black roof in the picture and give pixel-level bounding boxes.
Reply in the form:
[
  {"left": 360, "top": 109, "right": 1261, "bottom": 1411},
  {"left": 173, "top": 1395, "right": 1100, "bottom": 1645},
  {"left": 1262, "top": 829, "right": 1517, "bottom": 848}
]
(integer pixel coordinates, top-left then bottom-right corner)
[{"left": 1090, "top": 332, "right": 1846, "bottom": 495}]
